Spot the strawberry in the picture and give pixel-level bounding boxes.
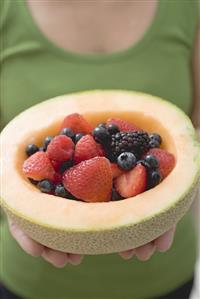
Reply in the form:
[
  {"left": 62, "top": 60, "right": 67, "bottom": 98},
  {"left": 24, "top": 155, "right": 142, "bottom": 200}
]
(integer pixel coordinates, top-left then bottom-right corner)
[
  {"left": 47, "top": 135, "right": 74, "bottom": 162},
  {"left": 110, "top": 163, "right": 124, "bottom": 179},
  {"left": 23, "top": 151, "right": 55, "bottom": 181},
  {"left": 52, "top": 172, "right": 63, "bottom": 184},
  {"left": 145, "top": 148, "right": 175, "bottom": 178},
  {"left": 106, "top": 118, "right": 141, "bottom": 132},
  {"left": 51, "top": 160, "right": 62, "bottom": 171},
  {"left": 63, "top": 157, "right": 112, "bottom": 202},
  {"left": 74, "top": 135, "right": 104, "bottom": 164},
  {"left": 96, "top": 143, "right": 105, "bottom": 156},
  {"left": 61, "top": 113, "right": 93, "bottom": 134},
  {"left": 114, "top": 164, "right": 147, "bottom": 198}
]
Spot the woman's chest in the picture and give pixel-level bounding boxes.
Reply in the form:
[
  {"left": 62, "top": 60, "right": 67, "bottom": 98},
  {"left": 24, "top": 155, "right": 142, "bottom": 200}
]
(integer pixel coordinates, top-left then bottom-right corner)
[
  {"left": 26, "top": 0, "right": 158, "bottom": 54},
  {"left": 1, "top": 48, "right": 192, "bottom": 128}
]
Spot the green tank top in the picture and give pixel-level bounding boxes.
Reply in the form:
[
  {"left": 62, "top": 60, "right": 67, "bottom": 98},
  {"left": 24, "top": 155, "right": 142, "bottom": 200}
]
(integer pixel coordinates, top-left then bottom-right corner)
[{"left": 0, "top": 1, "right": 199, "bottom": 298}]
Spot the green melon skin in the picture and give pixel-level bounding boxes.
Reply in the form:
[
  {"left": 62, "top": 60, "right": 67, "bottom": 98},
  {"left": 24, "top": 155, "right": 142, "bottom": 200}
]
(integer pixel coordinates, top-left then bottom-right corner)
[
  {"left": 2, "top": 183, "right": 199, "bottom": 255},
  {"left": 1, "top": 90, "right": 200, "bottom": 254}
]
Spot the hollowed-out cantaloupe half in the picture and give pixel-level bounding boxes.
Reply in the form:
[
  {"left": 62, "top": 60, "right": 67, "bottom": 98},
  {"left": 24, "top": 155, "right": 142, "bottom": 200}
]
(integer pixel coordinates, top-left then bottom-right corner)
[{"left": 1, "top": 90, "right": 200, "bottom": 254}]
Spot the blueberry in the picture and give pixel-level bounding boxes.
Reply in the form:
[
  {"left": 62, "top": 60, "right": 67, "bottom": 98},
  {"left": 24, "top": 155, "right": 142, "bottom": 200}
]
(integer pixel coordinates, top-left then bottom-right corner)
[
  {"left": 105, "top": 147, "right": 117, "bottom": 162},
  {"left": 136, "top": 160, "right": 151, "bottom": 170},
  {"left": 149, "top": 133, "right": 162, "bottom": 145},
  {"left": 148, "top": 170, "right": 162, "bottom": 188},
  {"left": 60, "top": 128, "right": 75, "bottom": 139},
  {"left": 98, "top": 123, "right": 107, "bottom": 129},
  {"left": 55, "top": 184, "right": 77, "bottom": 200},
  {"left": 28, "top": 178, "right": 38, "bottom": 185},
  {"left": 37, "top": 180, "right": 54, "bottom": 193},
  {"left": 74, "top": 133, "right": 84, "bottom": 143},
  {"left": 144, "top": 155, "right": 159, "bottom": 169},
  {"left": 39, "top": 147, "right": 45, "bottom": 152},
  {"left": 149, "top": 140, "right": 160, "bottom": 148},
  {"left": 107, "top": 124, "right": 119, "bottom": 135},
  {"left": 117, "top": 152, "right": 137, "bottom": 170},
  {"left": 111, "top": 188, "right": 124, "bottom": 201},
  {"left": 44, "top": 136, "right": 53, "bottom": 149},
  {"left": 59, "top": 160, "right": 74, "bottom": 173},
  {"left": 55, "top": 184, "right": 69, "bottom": 198},
  {"left": 25, "top": 144, "right": 39, "bottom": 156},
  {"left": 93, "top": 127, "right": 111, "bottom": 144},
  {"left": 149, "top": 133, "right": 162, "bottom": 148}
]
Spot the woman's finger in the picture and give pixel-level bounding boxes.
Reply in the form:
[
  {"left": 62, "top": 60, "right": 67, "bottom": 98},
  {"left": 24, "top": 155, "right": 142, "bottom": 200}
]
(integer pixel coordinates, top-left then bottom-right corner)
[
  {"left": 135, "top": 242, "right": 156, "bottom": 261},
  {"left": 9, "top": 220, "right": 44, "bottom": 257},
  {"left": 67, "top": 253, "right": 84, "bottom": 265},
  {"left": 154, "top": 226, "right": 176, "bottom": 252},
  {"left": 42, "top": 248, "right": 69, "bottom": 268},
  {"left": 118, "top": 249, "right": 135, "bottom": 260}
]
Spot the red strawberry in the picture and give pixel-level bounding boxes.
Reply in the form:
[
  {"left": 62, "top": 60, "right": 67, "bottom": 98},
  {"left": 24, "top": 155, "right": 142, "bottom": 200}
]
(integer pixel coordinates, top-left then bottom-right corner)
[
  {"left": 52, "top": 172, "right": 63, "bottom": 184},
  {"left": 96, "top": 143, "right": 105, "bottom": 156},
  {"left": 106, "top": 118, "right": 141, "bottom": 132},
  {"left": 63, "top": 157, "right": 112, "bottom": 202},
  {"left": 145, "top": 148, "right": 175, "bottom": 178},
  {"left": 115, "top": 164, "right": 147, "bottom": 198},
  {"left": 51, "top": 160, "right": 62, "bottom": 171},
  {"left": 74, "top": 135, "right": 104, "bottom": 164},
  {"left": 110, "top": 163, "right": 124, "bottom": 179},
  {"left": 23, "top": 152, "right": 55, "bottom": 181},
  {"left": 61, "top": 113, "right": 93, "bottom": 134},
  {"left": 47, "top": 135, "right": 74, "bottom": 162}
]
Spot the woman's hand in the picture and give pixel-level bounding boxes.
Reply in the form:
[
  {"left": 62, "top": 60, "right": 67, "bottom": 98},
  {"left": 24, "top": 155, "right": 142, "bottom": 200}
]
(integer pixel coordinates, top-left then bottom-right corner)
[
  {"left": 8, "top": 219, "right": 84, "bottom": 268},
  {"left": 119, "top": 226, "right": 176, "bottom": 261},
  {"left": 9, "top": 217, "right": 175, "bottom": 266}
]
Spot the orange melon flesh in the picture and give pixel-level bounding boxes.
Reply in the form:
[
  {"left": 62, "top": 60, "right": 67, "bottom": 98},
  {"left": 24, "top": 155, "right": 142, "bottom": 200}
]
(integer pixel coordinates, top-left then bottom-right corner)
[{"left": 1, "top": 90, "right": 200, "bottom": 254}]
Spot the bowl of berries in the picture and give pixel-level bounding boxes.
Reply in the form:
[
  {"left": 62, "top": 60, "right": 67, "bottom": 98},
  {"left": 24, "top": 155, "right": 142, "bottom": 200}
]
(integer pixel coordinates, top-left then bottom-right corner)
[{"left": 1, "top": 90, "right": 200, "bottom": 254}]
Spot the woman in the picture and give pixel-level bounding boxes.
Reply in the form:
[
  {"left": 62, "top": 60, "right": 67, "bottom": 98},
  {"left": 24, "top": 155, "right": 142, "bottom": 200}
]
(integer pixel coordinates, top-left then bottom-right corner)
[{"left": 0, "top": 0, "right": 199, "bottom": 298}]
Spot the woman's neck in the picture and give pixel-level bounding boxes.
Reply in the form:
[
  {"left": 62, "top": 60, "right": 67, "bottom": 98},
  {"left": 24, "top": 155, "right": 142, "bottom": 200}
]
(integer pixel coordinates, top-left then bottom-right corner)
[{"left": 27, "top": 0, "right": 158, "bottom": 54}]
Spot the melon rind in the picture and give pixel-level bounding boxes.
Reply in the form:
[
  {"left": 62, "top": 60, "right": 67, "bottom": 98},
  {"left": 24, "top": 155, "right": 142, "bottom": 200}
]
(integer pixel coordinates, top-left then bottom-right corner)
[
  {"left": 2, "top": 182, "right": 199, "bottom": 254},
  {"left": 1, "top": 90, "right": 200, "bottom": 254}
]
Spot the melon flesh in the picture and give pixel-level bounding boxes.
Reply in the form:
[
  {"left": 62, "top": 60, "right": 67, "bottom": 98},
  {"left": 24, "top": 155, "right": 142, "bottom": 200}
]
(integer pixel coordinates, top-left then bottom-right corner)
[{"left": 1, "top": 90, "right": 200, "bottom": 254}]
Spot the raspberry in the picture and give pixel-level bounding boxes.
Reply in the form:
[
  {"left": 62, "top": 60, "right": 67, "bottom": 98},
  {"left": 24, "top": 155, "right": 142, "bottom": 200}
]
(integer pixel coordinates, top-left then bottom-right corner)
[{"left": 47, "top": 135, "right": 74, "bottom": 162}]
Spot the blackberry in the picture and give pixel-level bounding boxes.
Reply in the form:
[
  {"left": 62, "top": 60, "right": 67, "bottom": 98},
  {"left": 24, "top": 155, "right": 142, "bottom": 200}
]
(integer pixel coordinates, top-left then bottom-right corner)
[
  {"left": 25, "top": 144, "right": 39, "bottom": 156},
  {"left": 117, "top": 152, "right": 137, "bottom": 170},
  {"left": 110, "top": 131, "right": 150, "bottom": 158}
]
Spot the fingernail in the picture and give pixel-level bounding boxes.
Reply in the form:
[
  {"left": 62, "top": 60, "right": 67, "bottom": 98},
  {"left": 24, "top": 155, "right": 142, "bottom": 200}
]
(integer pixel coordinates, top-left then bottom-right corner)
[
  {"left": 157, "top": 231, "right": 175, "bottom": 252},
  {"left": 135, "top": 244, "right": 156, "bottom": 261},
  {"left": 68, "top": 254, "right": 84, "bottom": 266},
  {"left": 119, "top": 250, "right": 135, "bottom": 260},
  {"left": 53, "top": 260, "right": 68, "bottom": 268},
  {"left": 123, "top": 253, "right": 135, "bottom": 260}
]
